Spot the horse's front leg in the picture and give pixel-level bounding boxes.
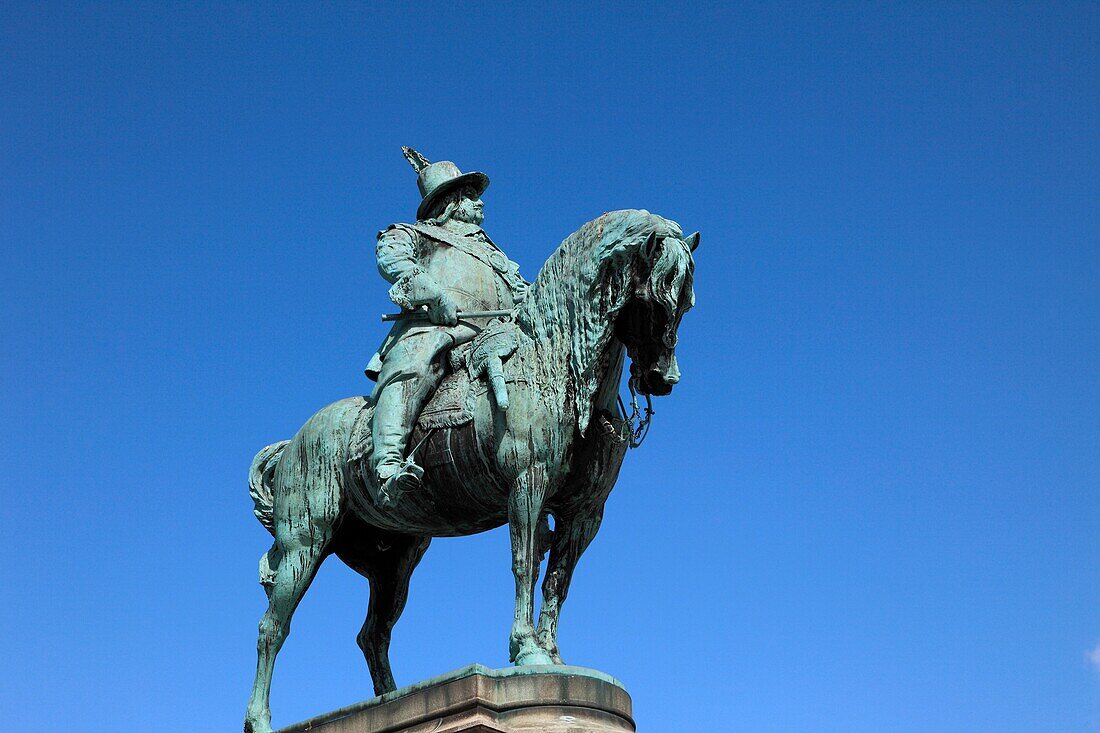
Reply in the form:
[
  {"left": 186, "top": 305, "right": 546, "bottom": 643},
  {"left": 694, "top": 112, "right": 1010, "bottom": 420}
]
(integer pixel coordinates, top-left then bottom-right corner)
[
  {"left": 535, "top": 511, "right": 604, "bottom": 663},
  {"left": 508, "top": 464, "right": 554, "bottom": 666}
]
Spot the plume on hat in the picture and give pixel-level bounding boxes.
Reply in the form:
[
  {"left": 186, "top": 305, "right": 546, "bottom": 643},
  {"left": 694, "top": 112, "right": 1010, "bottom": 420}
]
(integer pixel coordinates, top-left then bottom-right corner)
[{"left": 401, "top": 146, "right": 431, "bottom": 173}]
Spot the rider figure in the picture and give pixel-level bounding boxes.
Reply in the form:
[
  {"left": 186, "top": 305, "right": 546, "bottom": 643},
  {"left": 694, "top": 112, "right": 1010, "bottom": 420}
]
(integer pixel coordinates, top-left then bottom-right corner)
[{"left": 366, "top": 148, "right": 529, "bottom": 505}]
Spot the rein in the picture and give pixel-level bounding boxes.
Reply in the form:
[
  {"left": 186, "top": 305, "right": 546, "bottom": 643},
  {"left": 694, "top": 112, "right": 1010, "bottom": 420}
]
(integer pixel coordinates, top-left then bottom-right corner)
[{"left": 617, "top": 375, "right": 654, "bottom": 449}]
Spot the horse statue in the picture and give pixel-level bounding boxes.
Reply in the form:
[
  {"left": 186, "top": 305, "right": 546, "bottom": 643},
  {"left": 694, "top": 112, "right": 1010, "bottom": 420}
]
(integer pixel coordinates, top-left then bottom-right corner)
[{"left": 244, "top": 209, "right": 698, "bottom": 733}]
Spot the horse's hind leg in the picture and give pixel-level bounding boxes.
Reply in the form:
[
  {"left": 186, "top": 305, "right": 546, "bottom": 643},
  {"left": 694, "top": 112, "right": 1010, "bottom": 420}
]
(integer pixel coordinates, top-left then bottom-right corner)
[
  {"left": 529, "top": 513, "right": 552, "bottom": 604},
  {"left": 244, "top": 503, "right": 338, "bottom": 732},
  {"left": 336, "top": 529, "right": 431, "bottom": 696},
  {"left": 536, "top": 511, "right": 604, "bottom": 663}
]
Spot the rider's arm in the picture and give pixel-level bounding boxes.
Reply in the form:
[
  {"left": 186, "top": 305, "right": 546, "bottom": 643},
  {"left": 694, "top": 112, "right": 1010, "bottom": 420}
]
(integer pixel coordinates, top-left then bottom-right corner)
[
  {"left": 375, "top": 226, "right": 458, "bottom": 325},
  {"left": 504, "top": 260, "right": 530, "bottom": 304},
  {"left": 376, "top": 226, "right": 420, "bottom": 284},
  {"left": 512, "top": 271, "right": 530, "bottom": 303}
]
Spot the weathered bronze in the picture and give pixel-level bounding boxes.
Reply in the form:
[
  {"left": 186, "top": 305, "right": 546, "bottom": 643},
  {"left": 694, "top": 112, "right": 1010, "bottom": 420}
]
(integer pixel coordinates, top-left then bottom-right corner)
[{"left": 244, "top": 149, "right": 698, "bottom": 733}]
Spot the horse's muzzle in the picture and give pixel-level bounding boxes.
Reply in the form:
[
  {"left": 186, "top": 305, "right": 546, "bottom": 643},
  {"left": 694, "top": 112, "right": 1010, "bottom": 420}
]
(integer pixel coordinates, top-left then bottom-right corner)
[{"left": 639, "top": 359, "right": 679, "bottom": 396}]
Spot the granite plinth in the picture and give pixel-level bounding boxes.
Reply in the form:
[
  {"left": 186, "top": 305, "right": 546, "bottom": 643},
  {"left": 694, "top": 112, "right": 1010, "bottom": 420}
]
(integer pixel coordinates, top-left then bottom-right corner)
[{"left": 276, "top": 664, "right": 635, "bottom": 733}]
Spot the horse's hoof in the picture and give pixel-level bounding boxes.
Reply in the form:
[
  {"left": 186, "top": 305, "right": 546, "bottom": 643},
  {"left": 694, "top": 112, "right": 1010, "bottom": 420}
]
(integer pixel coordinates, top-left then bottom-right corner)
[
  {"left": 244, "top": 716, "right": 272, "bottom": 733},
  {"left": 514, "top": 648, "right": 555, "bottom": 666},
  {"left": 535, "top": 634, "right": 564, "bottom": 665}
]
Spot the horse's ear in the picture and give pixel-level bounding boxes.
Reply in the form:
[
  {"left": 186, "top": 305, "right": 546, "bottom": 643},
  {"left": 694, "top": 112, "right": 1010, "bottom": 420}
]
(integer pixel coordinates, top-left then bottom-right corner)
[
  {"left": 685, "top": 231, "right": 700, "bottom": 252},
  {"left": 642, "top": 231, "right": 660, "bottom": 260}
]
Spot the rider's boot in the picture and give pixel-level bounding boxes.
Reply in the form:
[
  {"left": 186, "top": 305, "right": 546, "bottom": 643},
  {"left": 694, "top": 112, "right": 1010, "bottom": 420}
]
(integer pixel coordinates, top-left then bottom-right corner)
[{"left": 371, "top": 377, "right": 427, "bottom": 507}]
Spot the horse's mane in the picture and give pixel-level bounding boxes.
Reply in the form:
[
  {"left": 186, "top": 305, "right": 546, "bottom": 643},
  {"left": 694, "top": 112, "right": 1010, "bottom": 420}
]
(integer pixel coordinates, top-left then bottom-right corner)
[{"left": 516, "top": 209, "right": 682, "bottom": 435}]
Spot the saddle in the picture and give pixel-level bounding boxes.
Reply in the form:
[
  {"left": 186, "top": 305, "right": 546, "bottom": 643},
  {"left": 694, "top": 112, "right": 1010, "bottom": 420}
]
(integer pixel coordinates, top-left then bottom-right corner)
[
  {"left": 419, "top": 318, "right": 522, "bottom": 429},
  {"left": 348, "top": 319, "right": 524, "bottom": 479}
]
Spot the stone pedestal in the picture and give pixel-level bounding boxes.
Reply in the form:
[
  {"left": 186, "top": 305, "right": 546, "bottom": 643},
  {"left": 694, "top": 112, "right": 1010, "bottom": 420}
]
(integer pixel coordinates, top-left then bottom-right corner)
[{"left": 276, "top": 664, "right": 635, "bottom": 733}]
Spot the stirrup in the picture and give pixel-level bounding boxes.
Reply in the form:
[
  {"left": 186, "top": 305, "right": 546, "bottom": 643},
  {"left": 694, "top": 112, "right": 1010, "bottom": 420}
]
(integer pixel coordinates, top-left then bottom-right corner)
[{"left": 376, "top": 460, "right": 424, "bottom": 507}]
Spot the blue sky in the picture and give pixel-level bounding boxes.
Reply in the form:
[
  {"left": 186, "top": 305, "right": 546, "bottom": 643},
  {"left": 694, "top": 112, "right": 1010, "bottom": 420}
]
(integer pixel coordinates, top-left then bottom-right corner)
[{"left": 1, "top": 2, "right": 1097, "bottom": 731}]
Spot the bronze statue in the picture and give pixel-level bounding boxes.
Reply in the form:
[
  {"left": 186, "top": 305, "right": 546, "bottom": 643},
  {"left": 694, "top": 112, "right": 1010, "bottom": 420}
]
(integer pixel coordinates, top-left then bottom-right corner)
[{"left": 244, "top": 149, "right": 698, "bottom": 733}]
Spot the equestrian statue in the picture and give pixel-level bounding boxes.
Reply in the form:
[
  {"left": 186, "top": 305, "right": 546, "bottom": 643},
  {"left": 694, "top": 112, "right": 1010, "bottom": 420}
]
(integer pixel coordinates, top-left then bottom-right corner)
[{"left": 244, "top": 148, "right": 699, "bottom": 733}]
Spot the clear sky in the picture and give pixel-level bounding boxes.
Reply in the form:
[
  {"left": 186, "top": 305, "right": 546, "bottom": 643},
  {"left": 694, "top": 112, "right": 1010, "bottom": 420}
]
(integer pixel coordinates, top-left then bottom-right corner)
[{"left": 1, "top": 2, "right": 1097, "bottom": 731}]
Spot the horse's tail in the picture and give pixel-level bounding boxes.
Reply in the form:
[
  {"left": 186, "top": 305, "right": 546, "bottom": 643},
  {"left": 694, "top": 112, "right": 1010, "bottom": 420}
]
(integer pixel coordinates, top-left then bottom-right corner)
[{"left": 249, "top": 440, "right": 289, "bottom": 535}]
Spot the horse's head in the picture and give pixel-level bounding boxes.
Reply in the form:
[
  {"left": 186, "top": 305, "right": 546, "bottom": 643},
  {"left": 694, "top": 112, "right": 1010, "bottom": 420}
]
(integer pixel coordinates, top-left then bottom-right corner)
[{"left": 615, "top": 228, "right": 698, "bottom": 396}]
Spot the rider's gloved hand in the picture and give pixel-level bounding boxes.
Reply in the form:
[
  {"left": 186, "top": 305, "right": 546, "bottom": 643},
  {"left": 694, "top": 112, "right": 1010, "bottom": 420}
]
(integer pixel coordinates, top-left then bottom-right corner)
[
  {"left": 427, "top": 292, "right": 459, "bottom": 326},
  {"left": 389, "top": 269, "right": 458, "bottom": 326}
]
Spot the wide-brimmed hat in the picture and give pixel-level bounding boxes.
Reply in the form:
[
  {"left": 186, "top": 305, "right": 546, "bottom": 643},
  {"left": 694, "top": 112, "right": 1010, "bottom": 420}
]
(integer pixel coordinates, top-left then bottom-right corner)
[{"left": 402, "top": 147, "right": 489, "bottom": 221}]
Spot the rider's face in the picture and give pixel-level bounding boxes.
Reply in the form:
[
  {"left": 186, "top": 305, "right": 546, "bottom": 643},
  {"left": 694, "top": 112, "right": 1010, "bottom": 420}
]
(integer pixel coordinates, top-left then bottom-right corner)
[{"left": 452, "top": 188, "right": 485, "bottom": 226}]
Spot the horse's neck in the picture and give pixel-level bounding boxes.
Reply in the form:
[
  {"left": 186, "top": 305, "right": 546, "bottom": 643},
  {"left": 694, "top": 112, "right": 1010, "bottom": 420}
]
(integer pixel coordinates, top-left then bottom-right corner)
[
  {"left": 511, "top": 283, "right": 582, "bottom": 428},
  {"left": 516, "top": 226, "right": 632, "bottom": 435},
  {"left": 516, "top": 269, "right": 591, "bottom": 382},
  {"left": 591, "top": 340, "right": 627, "bottom": 415}
]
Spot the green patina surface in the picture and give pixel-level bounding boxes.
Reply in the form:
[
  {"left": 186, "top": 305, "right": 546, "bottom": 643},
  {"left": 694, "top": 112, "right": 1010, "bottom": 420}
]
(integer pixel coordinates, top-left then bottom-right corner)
[{"left": 244, "top": 148, "right": 698, "bottom": 733}]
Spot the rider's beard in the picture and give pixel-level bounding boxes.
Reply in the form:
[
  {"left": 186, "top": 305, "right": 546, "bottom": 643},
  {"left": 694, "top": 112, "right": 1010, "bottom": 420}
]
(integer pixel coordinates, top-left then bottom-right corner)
[{"left": 453, "top": 200, "right": 484, "bottom": 226}]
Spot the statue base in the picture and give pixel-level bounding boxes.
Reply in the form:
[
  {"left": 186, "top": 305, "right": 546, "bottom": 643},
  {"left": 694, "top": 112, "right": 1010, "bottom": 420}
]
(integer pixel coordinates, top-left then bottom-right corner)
[{"left": 276, "top": 664, "right": 635, "bottom": 733}]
